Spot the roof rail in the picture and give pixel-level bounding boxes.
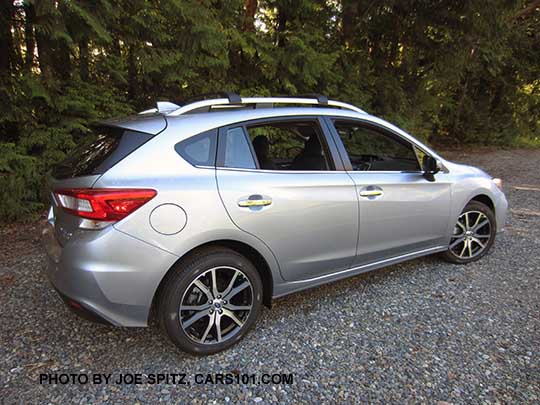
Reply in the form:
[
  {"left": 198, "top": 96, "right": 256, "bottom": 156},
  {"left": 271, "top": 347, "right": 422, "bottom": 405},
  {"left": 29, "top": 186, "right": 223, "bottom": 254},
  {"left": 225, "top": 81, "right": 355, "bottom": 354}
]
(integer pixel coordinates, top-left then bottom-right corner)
[
  {"left": 183, "top": 91, "right": 242, "bottom": 104},
  {"left": 138, "top": 93, "right": 242, "bottom": 115},
  {"left": 163, "top": 95, "right": 366, "bottom": 116},
  {"left": 139, "top": 94, "right": 366, "bottom": 116}
]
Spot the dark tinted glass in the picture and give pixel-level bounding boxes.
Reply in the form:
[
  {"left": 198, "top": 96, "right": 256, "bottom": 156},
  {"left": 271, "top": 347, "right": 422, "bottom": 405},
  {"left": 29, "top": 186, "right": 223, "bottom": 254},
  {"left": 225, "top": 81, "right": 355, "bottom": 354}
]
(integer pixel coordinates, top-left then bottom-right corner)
[
  {"left": 52, "top": 126, "right": 154, "bottom": 179},
  {"left": 246, "top": 121, "right": 330, "bottom": 171},
  {"left": 175, "top": 129, "right": 217, "bottom": 166},
  {"left": 334, "top": 121, "right": 420, "bottom": 171}
]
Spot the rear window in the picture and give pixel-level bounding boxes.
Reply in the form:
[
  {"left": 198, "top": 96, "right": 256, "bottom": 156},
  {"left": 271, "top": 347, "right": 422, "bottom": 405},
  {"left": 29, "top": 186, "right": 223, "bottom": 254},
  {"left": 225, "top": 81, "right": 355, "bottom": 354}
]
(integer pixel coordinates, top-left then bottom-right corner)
[{"left": 52, "top": 126, "right": 154, "bottom": 179}]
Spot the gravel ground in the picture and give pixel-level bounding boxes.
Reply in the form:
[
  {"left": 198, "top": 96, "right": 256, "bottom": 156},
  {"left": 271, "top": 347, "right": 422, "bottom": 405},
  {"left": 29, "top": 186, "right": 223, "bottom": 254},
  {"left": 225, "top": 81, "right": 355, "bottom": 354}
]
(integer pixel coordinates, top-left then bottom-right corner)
[{"left": 1, "top": 148, "right": 539, "bottom": 404}]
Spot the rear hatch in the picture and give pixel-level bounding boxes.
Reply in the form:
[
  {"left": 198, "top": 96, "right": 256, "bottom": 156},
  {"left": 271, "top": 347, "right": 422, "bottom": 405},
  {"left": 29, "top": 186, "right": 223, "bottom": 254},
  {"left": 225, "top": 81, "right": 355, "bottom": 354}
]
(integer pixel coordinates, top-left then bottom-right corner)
[{"left": 48, "top": 115, "right": 166, "bottom": 246}]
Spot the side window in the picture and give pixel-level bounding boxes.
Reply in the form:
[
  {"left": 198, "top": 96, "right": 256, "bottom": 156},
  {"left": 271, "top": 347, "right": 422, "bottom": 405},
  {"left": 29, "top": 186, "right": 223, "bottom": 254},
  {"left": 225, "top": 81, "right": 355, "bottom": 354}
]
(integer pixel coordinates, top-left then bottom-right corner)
[
  {"left": 223, "top": 127, "right": 257, "bottom": 169},
  {"left": 245, "top": 120, "right": 332, "bottom": 171},
  {"left": 175, "top": 129, "right": 217, "bottom": 166},
  {"left": 333, "top": 120, "right": 420, "bottom": 171}
]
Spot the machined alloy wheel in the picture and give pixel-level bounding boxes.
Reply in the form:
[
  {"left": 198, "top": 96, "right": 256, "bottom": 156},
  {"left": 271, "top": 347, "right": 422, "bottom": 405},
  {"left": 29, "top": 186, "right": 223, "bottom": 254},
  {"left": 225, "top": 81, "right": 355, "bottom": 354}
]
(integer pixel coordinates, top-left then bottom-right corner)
[
  {"left": 180, "top": 266, "right": 253, "bottom": 344},
  {"left": 158, "top": 247, "right": 262, "bottom": 354},
  {"left": 442, "top": 201, "right": 496, "bottom": 264},
  {"left": 449, "top": 211, "right": 491, "bottom": 259}
]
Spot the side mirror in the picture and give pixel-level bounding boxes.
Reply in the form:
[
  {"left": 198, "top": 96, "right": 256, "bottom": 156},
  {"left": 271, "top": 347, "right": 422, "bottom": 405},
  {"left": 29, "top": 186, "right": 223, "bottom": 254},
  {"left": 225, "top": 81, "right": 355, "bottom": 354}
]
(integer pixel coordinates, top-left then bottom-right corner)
[{"left": 422, "top": 155, "right": 440, "bottom": 181}]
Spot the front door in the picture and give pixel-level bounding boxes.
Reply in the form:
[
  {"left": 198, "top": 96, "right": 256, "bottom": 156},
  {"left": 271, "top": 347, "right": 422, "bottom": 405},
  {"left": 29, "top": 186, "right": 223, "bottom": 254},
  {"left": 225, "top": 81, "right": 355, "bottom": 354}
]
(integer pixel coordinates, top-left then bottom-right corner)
[
  {"left": 215, "top": 117, "right": 359, "bottom": 281},
  {"left": 327, "top": 118, "right": 452, "bottom": 266}
]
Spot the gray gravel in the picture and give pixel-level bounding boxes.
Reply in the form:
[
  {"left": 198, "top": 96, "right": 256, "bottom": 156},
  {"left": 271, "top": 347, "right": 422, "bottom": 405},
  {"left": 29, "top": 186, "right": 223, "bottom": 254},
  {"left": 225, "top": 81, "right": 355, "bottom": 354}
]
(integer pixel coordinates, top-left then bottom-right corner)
[{"left": 1, "top": 148, "right": 539, "bottom": 404}]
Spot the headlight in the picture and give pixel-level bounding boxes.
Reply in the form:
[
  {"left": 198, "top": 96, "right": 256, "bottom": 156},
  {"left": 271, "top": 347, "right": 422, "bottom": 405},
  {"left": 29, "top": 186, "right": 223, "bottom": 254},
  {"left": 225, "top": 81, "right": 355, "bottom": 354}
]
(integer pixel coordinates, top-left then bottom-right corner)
[{"left": 492, "top": 178, "right": 503, "bottom": 190}]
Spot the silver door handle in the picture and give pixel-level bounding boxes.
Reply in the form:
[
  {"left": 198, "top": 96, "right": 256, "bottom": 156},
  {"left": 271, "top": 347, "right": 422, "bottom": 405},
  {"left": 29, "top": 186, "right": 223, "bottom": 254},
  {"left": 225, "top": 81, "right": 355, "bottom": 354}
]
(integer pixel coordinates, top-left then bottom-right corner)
[
  {"left": 359, "top": 189, "right": 383, "bottom": 197},
  {"left": 238, "top": 197, "right": 272, "bottom": 207}
]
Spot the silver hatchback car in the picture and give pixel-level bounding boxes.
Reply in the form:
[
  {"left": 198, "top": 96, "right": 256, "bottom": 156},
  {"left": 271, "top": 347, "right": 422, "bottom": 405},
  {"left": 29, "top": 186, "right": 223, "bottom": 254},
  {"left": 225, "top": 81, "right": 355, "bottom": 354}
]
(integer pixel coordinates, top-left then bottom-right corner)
[{"left": 42, "top": 94, "right": 508, "bottom": 354}]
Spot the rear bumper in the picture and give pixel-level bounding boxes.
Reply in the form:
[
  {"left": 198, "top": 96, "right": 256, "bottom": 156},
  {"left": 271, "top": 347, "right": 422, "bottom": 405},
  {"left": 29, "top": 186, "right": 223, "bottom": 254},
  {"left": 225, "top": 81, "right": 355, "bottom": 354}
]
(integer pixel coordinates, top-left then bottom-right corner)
[
  {"left": 52, "top": 286, "right": 113, "bottom": 325},
  {"left": 42, "top": 223, "right": 178, "bottom": 327}
]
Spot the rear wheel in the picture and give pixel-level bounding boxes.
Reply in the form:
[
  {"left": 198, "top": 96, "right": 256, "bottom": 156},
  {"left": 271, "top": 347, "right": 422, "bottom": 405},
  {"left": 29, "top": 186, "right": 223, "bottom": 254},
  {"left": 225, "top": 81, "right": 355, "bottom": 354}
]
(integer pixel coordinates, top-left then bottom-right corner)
[
  {"left": 442, "top": 201, "right": 496, "bottom": 264},
  {"left": 158, "top": 247, "right": 262, "bottom": 355}
]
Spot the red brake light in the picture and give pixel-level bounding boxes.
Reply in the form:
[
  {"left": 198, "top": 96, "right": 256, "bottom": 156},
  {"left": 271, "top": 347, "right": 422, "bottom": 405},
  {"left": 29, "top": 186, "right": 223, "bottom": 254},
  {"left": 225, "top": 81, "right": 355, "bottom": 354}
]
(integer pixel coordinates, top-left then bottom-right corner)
[{"left": 54, "top": 188, "right": 157, "bottom": 222}]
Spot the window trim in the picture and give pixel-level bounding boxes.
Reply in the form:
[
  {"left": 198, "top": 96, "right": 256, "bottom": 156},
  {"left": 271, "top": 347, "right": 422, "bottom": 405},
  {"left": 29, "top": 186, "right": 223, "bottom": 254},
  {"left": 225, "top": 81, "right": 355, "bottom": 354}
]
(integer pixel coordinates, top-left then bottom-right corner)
[
  {"left": 323, "top": 116, "right": 433, "bottom": 173},
  {"left": 216, "top": 116, "right": 345, "bottom": 172}
]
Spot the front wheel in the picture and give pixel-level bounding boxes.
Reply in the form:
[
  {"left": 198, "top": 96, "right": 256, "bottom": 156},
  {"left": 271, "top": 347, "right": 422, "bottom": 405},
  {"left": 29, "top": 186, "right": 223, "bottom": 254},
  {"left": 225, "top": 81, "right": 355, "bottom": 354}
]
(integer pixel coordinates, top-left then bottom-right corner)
[
  {"left": 158, "top": 247, "right": 263, "bottom": 355},
  {"left": 441, "top": 201, "right": 496, "bottom": 264}
]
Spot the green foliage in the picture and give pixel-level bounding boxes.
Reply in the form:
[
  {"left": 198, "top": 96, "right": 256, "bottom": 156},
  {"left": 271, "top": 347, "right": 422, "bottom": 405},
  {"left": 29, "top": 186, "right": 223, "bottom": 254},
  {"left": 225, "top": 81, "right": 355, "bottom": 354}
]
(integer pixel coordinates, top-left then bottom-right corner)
[{"left": 0, "top": 0, "right": 539, "bottom": 220}]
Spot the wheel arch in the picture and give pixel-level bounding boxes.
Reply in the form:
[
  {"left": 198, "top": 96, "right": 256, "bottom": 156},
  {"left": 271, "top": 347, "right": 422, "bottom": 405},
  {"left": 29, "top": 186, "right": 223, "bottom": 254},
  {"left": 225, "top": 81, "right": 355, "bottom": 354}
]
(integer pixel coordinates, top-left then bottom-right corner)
[
  {"left": 470, "top": 193, "right": 495, "bottom": 212},
  {"left": 149, "top": 239, "right": 274, "bottom": 323}
]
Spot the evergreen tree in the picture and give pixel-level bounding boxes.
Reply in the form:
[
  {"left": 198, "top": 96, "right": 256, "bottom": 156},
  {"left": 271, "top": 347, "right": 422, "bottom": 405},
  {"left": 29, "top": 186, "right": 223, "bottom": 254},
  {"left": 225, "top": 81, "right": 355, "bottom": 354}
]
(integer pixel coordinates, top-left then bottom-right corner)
[{"left": 0, "top": 0, "right": 538, "bottom": 220}]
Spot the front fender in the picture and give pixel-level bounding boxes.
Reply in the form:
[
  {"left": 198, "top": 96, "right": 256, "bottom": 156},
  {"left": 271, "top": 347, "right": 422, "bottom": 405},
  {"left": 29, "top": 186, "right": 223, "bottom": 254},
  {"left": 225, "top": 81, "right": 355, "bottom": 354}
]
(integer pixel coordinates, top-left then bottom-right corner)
[{"left": 449, "top": 177, "right": 508, "bottom": 240}]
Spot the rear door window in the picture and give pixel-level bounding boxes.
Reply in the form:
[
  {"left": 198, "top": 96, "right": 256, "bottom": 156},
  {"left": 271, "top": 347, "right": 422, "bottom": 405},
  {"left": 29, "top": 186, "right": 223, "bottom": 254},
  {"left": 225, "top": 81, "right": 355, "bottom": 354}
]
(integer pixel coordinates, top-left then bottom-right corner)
[
  {"left": 245, "top": 120, "right": 332, "bottom": 171},
  {"left": 52, "top": 126, "right": 154, "bottom": 179},
  {"left": 216, "top": 118, "right": 336, "bottom": 171},
  {"left": 221, "top": 127, "right": 257, "bottom": 169}
]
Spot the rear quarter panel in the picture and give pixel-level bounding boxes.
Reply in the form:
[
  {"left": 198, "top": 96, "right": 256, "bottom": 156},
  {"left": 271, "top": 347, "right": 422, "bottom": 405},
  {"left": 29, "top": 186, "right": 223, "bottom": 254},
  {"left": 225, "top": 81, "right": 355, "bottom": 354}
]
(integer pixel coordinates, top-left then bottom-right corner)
[{"left": 94, "top": 126, "right": 284, "bottom": 291}]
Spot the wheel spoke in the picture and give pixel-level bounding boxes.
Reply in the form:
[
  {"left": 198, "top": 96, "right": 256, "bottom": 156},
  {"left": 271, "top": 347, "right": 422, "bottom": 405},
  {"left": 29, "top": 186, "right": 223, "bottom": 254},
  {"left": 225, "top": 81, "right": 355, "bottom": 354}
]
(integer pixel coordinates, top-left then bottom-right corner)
[
  {"left": 181, "top": 303, "right": 211, "bottom": 311},
  {"left": 472, "top": 219, "right": 489, "bottom": 232},
  {"left": 183, "top": 309, "right": 209, "bottom": 328},
  {"left": 471, "top": 237, "right": 485, "bottom": 249},
  {"left": 450, "top": 237, "right": 465, "bottom": 249},
  {"left": 464, "top": 212, "right": 470, "bottom": 229},
  {"left": 456, "top": 220, "right": 466, "bottom": 233},
  {"left": 467, "top": 239, "right": 473, "bottom": 257},
  {"left": 472, "top": 213, "right": 486, "bottom": 228},
  {"left": 200, "top": 313, "right": 215, "bottom": 343},
  {"left": 211, "top": 268, "right": 219, "bottom": 298},
  {"left": 215, "top": 314, "right": 222, "bottom": 342},
  {"left": 224, "top": 281, "right": 250, "bottom": 300},
  {"left": 474, "top": 233, "right": 490, "bottom": 239},
  {"left": 223, "top": 309, "right": 244, "bottom": 327},
  {"left": 194, "top": 280, "right": 214, "bottom": 301},
  {"left": 226, "top": 304, "right": 251, "bottom": 311},
  {"left": 222, "top": 270, "right": 240, "bottom": 297},
  {"left": 459, "top": 240, "right": 468, "bottom": 257}
]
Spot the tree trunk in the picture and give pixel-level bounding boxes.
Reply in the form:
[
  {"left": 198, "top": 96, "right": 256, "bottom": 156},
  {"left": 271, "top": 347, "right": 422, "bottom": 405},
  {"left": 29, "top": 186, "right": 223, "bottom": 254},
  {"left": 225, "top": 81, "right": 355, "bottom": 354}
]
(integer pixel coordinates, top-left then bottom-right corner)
[
  {"left": 127, "top": 44, "right": 137, "bottom": 101},
  {"left": 276, "top": 6, "right": 288, "bottom": 47},
  {"left": 0, "top": 0, "right": 15, "bottom": 78},
  {"left": 514, "top": 0, "right": 540, "bottom": 20},
  {"left": 111, "top": 35, "right": 122, "bottom": 57},
  {"left": 24, "top": 3, "right": 36, "bottom": 71},
  {"left": 79, "top": 40, "right": 89, "bottom": 81},
  {"left": 243, "top": 0, "right": 258, "bottom": 32},
  {"left": 342, "top": 0, "right": 359, "bottom": 48},
  {"left": 53, "top": 0, "right": 71, "bottom": 80},
  {"left": 34, "top": 0, "right": 54, "bottom": 80}
]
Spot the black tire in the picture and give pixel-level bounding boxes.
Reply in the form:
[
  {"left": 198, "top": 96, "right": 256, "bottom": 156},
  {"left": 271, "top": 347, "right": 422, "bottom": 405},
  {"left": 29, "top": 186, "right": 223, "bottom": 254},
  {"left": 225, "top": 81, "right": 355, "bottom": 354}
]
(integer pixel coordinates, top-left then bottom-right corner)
[
  {"left": 158, "top": 247, "right": 263, "bottom": 355},
  {"left": 441, "top": 200, "right": 496, "bottom": 264}
]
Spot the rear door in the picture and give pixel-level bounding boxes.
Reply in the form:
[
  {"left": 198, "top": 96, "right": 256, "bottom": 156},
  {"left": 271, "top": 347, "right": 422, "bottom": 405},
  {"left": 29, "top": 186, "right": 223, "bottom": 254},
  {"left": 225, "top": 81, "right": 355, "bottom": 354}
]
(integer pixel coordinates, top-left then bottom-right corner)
[
  {"left": 325, "top": 117, "right": 452, "bottom": 266},
  {"left": 215, "top": 116, "right": 358, "bottom": 282}
]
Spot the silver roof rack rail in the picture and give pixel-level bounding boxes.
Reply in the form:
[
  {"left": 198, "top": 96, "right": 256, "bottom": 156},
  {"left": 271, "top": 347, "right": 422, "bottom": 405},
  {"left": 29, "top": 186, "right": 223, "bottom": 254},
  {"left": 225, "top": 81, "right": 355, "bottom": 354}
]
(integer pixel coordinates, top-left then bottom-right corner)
[
  {"left": 139, "top": 95, "right": 366, "bottom": 116},
  {"left": 164, "top": 95, "right": 366, "bottom": 116}
]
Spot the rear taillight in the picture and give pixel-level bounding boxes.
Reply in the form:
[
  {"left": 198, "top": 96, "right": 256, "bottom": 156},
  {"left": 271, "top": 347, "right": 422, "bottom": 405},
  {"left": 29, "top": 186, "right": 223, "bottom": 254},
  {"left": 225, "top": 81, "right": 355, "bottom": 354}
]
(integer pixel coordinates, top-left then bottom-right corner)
[{"left": 54, "top": 188, "right": 157, "bottom": 222}]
